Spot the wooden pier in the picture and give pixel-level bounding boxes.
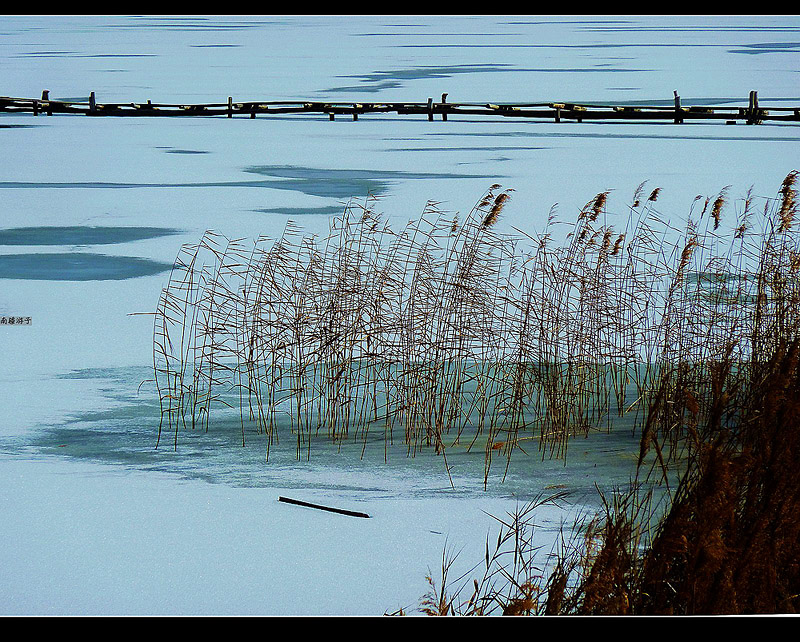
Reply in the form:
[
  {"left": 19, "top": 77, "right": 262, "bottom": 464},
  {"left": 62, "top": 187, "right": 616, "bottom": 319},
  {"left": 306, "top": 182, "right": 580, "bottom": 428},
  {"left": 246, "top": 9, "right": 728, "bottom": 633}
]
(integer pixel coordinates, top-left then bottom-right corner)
[{"left": 2, "top": 90, "right": 798, "bottom": 125}]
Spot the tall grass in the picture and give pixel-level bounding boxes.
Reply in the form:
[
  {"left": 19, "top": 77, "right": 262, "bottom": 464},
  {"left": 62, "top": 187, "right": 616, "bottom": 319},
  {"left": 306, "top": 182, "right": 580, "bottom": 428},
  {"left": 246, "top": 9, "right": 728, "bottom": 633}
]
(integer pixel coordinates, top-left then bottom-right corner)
[
  {"left": 399, "top": 171, "right": 800, "bottom": 615},
  {"left": 420, "top": 331, "right": 800, "bottom": 615},
  {"left": 153, "top": 173, "right": 800, "bottom": 493}
]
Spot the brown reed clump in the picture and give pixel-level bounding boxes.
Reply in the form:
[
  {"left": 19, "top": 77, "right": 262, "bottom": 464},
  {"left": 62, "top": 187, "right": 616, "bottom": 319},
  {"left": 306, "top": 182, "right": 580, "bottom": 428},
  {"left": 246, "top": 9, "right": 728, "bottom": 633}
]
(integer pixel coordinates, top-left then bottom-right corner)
[
  {"left": 415, "top": 333, "right": 800, "bottom": 615},
  {"left": 554, "top": 336, "right": 800, "bottom": 615},
  {"left": 399, "top": 172, "right": 800, "bottom": 615},
  {"left": 630, "top": 337, "right": 800, "bottom": 614}
]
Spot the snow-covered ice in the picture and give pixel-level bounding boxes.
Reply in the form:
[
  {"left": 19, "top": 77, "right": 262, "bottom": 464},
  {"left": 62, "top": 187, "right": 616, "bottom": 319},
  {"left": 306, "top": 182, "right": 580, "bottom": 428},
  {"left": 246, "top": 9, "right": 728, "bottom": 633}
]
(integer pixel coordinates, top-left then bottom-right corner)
[{"left": 1, "top": 15, "right": 798, "bottom": 615}]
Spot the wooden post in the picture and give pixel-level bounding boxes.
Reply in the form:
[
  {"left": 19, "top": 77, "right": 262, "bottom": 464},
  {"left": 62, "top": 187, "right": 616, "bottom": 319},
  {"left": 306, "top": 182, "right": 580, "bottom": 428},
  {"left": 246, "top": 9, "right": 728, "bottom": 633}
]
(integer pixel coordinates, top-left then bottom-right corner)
[
  {"left": 227, "top": 96, "right": 233, "bottom": 118},
  {"left": 32, "top": 100, "right": 38, "bottom": 116},
  {"left": 674, "top": 90, "right": 683, "bottom": 124},
  {"left": 427, "top": 97, "right": 433, "bottom": 121},
  {"left": 748, "top": 90, "right": 760, "bottom": 124},
  {"left": 555, "top": 106, "right": 561, "bottom": 123},
  {"left": 89, "top": 91, "right": 96, "bottom": 114},
  {"left": 352, "top": 105, "right": 358, "bottom": 121},
  {"left": 441, "top": 93, "right": 448, "bottom": 121},
  {"left": 329, "top": 112, "right": 335, "bottom": 121}
]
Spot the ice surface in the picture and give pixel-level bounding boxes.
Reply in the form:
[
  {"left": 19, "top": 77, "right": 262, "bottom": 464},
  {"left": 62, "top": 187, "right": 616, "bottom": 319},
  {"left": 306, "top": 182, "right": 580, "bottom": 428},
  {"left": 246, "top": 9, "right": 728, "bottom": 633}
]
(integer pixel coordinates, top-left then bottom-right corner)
[{"left": 1, "top": 14, "right": 798, "bottom": 615}]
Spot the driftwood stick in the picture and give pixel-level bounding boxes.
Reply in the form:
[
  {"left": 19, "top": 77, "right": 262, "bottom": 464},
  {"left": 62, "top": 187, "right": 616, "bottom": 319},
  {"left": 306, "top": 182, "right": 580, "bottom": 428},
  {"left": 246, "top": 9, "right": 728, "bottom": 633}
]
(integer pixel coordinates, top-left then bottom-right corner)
[{"left": 278, "top": 496, "right": 371, "bottom": 518}]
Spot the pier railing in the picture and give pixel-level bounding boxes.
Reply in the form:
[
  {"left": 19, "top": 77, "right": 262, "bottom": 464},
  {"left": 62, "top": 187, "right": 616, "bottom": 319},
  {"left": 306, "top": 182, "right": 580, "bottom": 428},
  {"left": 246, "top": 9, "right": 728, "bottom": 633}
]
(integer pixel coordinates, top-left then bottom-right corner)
[{"left": 1, "top": 90, "right": 797, "bottom": 125}]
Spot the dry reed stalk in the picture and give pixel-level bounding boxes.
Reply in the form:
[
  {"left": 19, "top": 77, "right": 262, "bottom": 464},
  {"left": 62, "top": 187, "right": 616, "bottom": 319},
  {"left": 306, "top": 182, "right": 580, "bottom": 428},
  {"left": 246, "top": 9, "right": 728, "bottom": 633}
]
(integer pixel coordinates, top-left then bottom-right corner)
[{"left": 152, "top": 174, "right": 800, "bottom": 500}]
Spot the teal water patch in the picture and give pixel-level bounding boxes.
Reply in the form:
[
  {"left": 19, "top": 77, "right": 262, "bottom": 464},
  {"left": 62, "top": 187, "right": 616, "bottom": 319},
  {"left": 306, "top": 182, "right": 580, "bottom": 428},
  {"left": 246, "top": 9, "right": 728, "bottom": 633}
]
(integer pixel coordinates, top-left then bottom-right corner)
[
  {"left": 0, "top": 226, "right": 182, "bottom": 246},
  {"left": 575, "top": 24, "right": 800, "bottom": 33},
  {"left": 0, "top": 179, "right": 396, "bottom": 197},
  {"left": 324, "top": 64, "right": 521, "bottom": 93},
  {"left": 0, "top": 164, "right": 493, "bottom": 199},
  {"left": 21, "top": 365, "right": 654, "bottom": 504},
  {"left": 162, "top": 149, "right": 209, "bottom": 154},
  {"left": 244, "top": 166, "right": 392, "bottom": 197},
  {"left": 387, "top": 145, "right": 550, "bottom": 153},
  {"left": 253, "top": 206, "right": 345, "bottom": 216},
  {"left": 105, "top": 20, "right": 276, "bottom": 32},
  {"left": 426, "top": 130, "right": 800, "bottom": 144},
  {"left": 398, "top": 42, "right": 715, "bottom": 50},
  {"left": 355, "top": 31, "right": 529, "bottom": 37},
  {"left": 242, "top": 165, "right": 495, "bottom": 198},
  {"left": 688, "top": 271, "right": 760, "bottom": 305},
  {"left": 503, "top": 19, "right": 632, "bottom": 25},
  {"left": 0, "top": 252, "right": 172, "bottom": 280},
  {"left": 13, "top": 52, "right": 158, "bottom": 58},
  {"left": 324, "top": 63, "right": 650, "bottom": 93},
  {"left": 728, "top": 42, "right": 800, "bottom": 54}
]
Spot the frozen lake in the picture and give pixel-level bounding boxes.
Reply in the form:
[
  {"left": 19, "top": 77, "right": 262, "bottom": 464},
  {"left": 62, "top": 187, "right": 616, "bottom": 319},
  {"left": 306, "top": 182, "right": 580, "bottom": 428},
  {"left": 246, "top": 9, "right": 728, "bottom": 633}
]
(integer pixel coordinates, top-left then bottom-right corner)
[{"left": 1, "top": 15, "right": 799, "bottom": 615}]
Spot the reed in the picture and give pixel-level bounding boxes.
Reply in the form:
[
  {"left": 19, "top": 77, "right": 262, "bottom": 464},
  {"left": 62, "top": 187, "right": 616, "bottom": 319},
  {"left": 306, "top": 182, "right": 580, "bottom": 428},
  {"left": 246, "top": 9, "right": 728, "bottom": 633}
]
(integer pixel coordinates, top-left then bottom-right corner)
[
  {"left": 400, "top": 172, "right": 800, "bottom": 615},
  {"left": 153, "top": 173, "right": 800, "bottom": 493}
]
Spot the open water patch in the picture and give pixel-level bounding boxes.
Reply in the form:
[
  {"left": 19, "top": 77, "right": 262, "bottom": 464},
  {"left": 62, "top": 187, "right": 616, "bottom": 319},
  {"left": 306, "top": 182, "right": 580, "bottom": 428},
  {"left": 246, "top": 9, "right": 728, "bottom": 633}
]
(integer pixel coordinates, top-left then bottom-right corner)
[
  {"left": 0, "top": 164, "right": 492, "bottom": 199},
  {"left": 0, "top": 226, "right": 182, "bottom": 246},
  {"left": 253, "top": 205, "right": 345, "bottom": 216},
  {"left": 728, "top": 42, "right": 800, "bottom": 55},
  {"left": 423, "top": 129, "right": 800, "bottom": 144},
  {"left": 386, "top": 145, "right": 551, "bottom": 153},
  {"left": 161, "top": 148, "right": 209, "bottom": 155},
  {"left": 0, "top": 252, "right": 172, "bottom": 280},
  {"left": 242, "top": 165, "right": 495, "bottom": 198},
  {"left": 323, "top": 63, "right": 651, "bottom": 93},
  {"left": 23, "top": 365, "right": 649, "bottom": 503},
  {"left": 12, "top": 52, "right": 158, "bottom": 59}
]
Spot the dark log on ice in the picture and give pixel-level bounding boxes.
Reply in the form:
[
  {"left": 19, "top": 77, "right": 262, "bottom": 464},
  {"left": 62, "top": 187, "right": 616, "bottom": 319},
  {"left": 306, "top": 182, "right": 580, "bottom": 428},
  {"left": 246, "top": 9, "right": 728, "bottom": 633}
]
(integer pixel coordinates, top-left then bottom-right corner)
[{"left": 278, "top": 496, "right": 371, "bottom": 518}]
